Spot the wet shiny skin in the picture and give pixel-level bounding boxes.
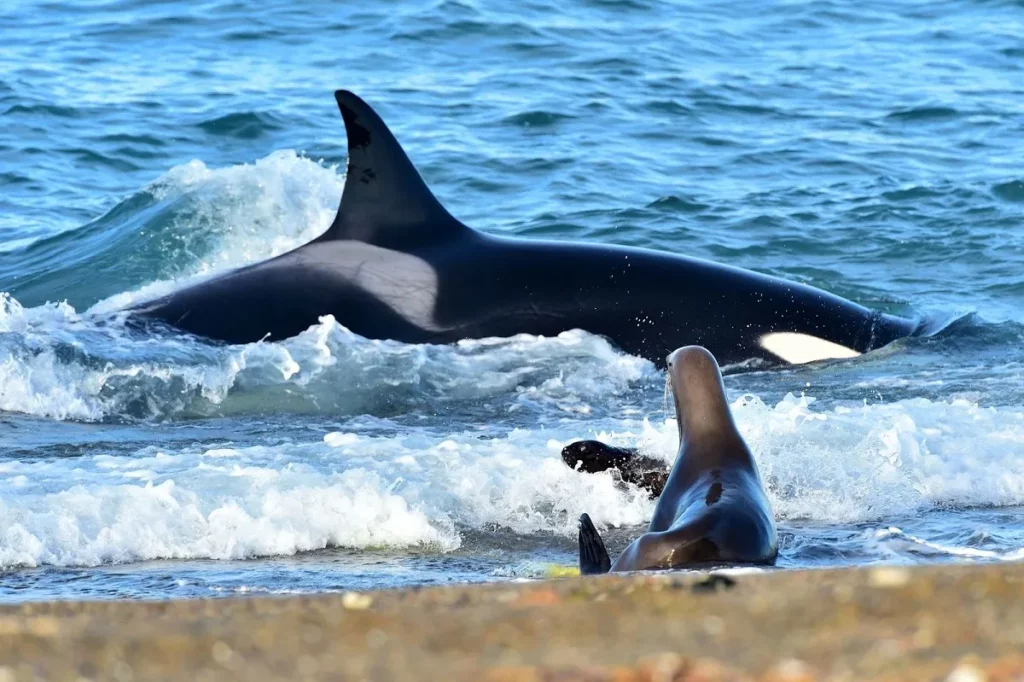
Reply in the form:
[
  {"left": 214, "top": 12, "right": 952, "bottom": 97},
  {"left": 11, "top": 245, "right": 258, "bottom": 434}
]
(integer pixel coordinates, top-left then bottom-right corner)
[
  {"left": 583, "top": 347, "right": 777, "bottom": 573},
  {"left": 133, "top": 91, "right": 915, "bottom": 368}
]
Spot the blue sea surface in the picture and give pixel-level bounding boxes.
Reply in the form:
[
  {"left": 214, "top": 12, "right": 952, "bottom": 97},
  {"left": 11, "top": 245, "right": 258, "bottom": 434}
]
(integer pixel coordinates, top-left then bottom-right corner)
[{"left": 1, "top": 0, "right": 1024, "bottom": 601}]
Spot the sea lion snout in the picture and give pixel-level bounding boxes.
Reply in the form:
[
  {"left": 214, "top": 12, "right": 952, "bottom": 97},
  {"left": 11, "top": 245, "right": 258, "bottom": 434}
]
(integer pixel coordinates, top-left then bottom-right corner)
[
  {"left": 666, "top": 345, "right": 721, "bottom": 388},
  {"left": 561, "top": 440, "right": 626, "bottom": 473},
  {"left": 562, "top": 440, "right": 670, "bottom": 496},
  {"left": 666, "top": 344, "right": 717, "bottom": 368}
]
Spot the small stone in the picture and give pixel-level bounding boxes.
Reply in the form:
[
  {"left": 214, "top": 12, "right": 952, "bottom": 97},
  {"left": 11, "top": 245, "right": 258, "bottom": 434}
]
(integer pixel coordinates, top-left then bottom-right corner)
[
  {"left": 518, "top": 589, "right": 561, "bottom": 606},
  {"left": 692, "top": 575, "right": 736, "bottom": 593},
  {"left": 637, "top": 653, "right": 687, "bottom": 682},
  {"left": 212, "top": 641, "right": 234, "bottom": 666},
  {"left": 484, "top": 665, "right": 542, "bottom": 682},
  {"left": 946, "top": 663, "right": 987, "bottom": 682},
  {"left": 762, "top": 659, "right": 816, "bottom": 682},
  {"left": 868, "top": 567, "right": 911, "bottom": 588},
  {"left": 341, "top": 591, "right": 374, "bottom": 610},
  {"left": 297, "top": 655, "right": 319, "bottom": 676},
  {"left": 833, "top": 584, "right": 854, "bottom": 602},
  {"left": 703, "top": 616, "right": 725, "bottom": 636},
  {"left": 366, "top": 628, "right": 387, "bottom": 648},
  {"left": 913, "top": 616, "right": 937, "bottom": 649},
  {"left": 112, "top": 660, "right": 134, "bottom": 682},
  {"left": 302, "top": 625, "right": 323, "bottom": 645},
  {"left": 19, "top": 616, "right": 59, "bottom": 637}
]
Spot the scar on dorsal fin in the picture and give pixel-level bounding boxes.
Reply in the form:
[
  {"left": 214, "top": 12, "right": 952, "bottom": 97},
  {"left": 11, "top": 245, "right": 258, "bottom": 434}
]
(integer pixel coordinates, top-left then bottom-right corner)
[{"left": 314, "top": 90, "right": 468, "bottom": 250}]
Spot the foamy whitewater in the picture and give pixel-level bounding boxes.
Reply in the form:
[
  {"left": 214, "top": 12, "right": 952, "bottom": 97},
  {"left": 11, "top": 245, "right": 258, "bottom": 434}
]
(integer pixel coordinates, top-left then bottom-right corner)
[
  {"left": 3, "top": 0, "right": 1024, "bottom": 600},
  {"left": 6, "top": 392, "right": 1024, "bottom": 570}
]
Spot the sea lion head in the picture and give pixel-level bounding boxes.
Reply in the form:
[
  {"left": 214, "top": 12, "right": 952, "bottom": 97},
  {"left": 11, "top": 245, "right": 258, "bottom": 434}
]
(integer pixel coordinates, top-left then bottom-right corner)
[{"left": 665, "top": 345, "right": 736, "bottom": 443}]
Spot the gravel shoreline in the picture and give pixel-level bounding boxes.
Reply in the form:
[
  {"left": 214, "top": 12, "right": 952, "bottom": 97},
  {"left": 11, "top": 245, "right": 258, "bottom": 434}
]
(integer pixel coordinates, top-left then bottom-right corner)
[{"left": 2, "top": 563, "right": 1023, "bottom": 681}]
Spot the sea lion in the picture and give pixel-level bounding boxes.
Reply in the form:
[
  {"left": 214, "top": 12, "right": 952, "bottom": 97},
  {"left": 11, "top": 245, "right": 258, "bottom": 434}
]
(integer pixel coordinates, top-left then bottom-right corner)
[
  {"left": 577, "top": 345, "right": 777, "bottom": 574},
  {"left": 561, "top": 440, "right": 669, "bottom": 497}
]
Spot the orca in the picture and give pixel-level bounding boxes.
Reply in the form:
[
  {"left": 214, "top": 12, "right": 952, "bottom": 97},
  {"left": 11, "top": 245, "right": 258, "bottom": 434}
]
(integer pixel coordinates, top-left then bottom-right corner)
[{"left": 130, "top": 90, "right": 918, "bottom": 367}]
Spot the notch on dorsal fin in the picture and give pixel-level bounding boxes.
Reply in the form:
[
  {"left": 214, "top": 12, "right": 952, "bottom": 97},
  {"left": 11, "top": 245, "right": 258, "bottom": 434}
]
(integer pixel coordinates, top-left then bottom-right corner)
[{"left": 314, "top": 90, "right": 467, "bottom": 250}]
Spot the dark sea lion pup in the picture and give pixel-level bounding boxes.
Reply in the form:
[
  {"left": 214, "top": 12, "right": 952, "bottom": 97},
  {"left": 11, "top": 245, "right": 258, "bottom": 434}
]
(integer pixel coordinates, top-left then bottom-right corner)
[
  {"left": 561, "top": 441, "right": 669, "bottom": 497},
  {"left": 577, "top": 345, "right": 777, "bottom": 574}
]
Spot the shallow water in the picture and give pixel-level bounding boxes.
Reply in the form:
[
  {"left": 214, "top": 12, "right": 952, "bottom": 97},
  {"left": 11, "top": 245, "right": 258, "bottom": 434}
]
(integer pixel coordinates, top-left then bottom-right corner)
[{"left": 1, "top": 0, "right": 1024, "bottom": 601}]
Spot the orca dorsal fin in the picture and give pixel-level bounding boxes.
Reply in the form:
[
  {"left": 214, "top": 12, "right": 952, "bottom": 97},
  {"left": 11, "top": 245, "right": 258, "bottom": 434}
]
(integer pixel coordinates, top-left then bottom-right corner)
[{"left": 315, "top": 90, "right": 467, "bottom": 250}]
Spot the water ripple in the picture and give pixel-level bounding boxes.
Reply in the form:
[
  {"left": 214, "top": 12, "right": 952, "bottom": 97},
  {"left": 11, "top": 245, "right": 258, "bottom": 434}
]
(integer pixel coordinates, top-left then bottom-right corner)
[{"left": 2, "top": 0, "right": 1024, "bottom": 598}]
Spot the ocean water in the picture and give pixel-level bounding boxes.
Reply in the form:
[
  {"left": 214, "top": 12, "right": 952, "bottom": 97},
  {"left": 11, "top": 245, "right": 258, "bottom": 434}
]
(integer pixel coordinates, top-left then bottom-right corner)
[{"left": 1, "top": 0, "right": 1024, "bottom": 601}]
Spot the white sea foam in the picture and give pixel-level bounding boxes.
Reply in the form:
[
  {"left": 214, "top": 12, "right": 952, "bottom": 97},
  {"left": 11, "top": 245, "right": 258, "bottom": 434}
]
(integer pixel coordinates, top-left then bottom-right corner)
[
  {"left": 0, "top": 295, "right": 654, "bottom": 421},
  {"left": 871, "top": 527, "right": 1024, "bottom": 562},
  {"left": 0, "top": 146, "right": 660, "bottom": 422},
  {"left": 91, "top": 150, "right": 343, "bottom": 314},
  {"left": 2, "top": 391, "right": 1024, "bottom": 568},
  {"left": 624, "top": 393, "right": 1024, "bottom": 523},
  {"left": 0, "top": 151, "right": 1022, "bottom": 570},
  {"left": 0, "top": 429, "right": 652, "bottom": 568}
]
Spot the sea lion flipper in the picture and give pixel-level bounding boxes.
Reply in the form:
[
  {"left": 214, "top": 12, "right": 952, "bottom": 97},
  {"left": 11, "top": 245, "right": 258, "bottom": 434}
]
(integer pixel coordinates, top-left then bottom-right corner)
[{"left": 578, "top": 513, "right": 612, "bottom": 575}]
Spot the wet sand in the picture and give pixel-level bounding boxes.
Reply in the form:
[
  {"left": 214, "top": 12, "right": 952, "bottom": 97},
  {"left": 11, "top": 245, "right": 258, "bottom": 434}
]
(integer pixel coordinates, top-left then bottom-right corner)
[{"left": 2, "top": 563, "right": 1024, "bottom": 681}]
